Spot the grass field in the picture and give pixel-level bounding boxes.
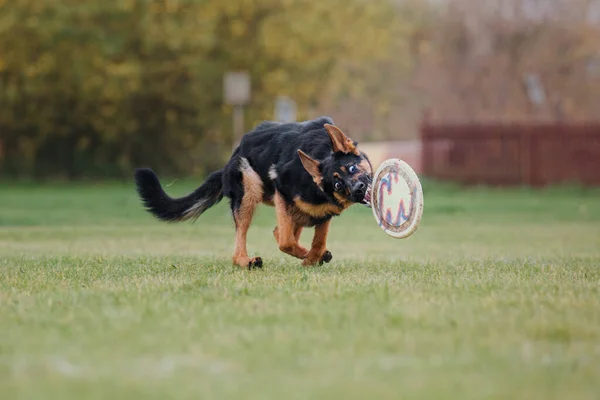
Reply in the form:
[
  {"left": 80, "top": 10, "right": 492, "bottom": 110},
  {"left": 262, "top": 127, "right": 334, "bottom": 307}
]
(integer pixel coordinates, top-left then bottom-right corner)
[{"left": 1, "top": 179, "right": 600, "bottom": 399}]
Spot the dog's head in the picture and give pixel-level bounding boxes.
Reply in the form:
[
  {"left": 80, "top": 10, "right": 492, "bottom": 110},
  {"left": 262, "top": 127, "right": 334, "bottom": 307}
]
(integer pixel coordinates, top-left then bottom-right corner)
[{"left": 298, "top": 124, "right": 373, "bottom": 207}]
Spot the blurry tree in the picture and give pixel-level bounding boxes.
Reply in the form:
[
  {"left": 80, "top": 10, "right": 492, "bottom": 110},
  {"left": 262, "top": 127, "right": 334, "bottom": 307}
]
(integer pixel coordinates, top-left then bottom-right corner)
[{"left": 0, "top": 0, "right": 412, "bottom": 179}]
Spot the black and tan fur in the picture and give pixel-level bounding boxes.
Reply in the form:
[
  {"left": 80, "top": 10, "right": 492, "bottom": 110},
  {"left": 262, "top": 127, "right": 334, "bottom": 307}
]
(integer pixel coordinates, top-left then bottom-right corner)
[{"left": 134, "top": 117, "right": 373, "bottom": 269}]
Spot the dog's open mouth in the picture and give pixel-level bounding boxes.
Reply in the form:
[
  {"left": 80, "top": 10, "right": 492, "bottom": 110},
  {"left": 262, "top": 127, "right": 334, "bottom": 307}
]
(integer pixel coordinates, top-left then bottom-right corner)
[{"left": 362, "top": 184, "right": 372, "bottom": 208}]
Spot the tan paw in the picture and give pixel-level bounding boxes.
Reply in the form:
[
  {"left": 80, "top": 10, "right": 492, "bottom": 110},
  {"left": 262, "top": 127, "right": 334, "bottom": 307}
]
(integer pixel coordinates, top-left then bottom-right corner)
[
  {"left": 302, "top": 250, "right": 332, "bottom": 266},
  {"left": 233, "top": 256, "right": 263, "bottom": 269}
]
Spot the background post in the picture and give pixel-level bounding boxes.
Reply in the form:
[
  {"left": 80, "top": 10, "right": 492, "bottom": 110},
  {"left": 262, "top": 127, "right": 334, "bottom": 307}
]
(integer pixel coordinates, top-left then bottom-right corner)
[{"left": 223, "top": 71, "right": 251, "bottom": 149}]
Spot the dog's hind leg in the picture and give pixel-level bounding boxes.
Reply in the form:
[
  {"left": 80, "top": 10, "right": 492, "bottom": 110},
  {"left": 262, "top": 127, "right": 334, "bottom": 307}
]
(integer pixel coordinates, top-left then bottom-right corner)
[
  {"left": 231, "top": 158, "right": 264, "bottom": 269},
  {"left": 274, "top": 193, "right": 310, "bottom": 260}
]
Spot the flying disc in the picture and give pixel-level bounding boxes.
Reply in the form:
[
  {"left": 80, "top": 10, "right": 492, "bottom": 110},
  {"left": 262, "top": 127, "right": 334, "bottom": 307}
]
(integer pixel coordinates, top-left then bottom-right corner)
[{"left": 370, "top": 159, "right": 424, "bottom": 239}]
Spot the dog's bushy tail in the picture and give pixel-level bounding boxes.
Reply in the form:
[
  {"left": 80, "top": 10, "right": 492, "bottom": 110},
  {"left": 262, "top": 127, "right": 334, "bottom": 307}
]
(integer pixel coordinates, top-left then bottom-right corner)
[{"left": 134, "top": 168, "right": 223, "bottom": 222}]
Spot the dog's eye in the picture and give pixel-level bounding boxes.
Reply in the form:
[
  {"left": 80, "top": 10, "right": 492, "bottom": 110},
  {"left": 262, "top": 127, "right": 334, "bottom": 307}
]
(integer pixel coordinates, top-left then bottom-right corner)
[
  {"left": 348, "top": 165, "right": 357, "bottom": 174},
  {"left": 334, "top": 181, "right": 342, "bottom": 191}
]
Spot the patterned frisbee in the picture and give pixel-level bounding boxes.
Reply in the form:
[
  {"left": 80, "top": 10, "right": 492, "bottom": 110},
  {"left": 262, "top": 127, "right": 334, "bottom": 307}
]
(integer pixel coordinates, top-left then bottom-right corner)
[{"left": 371, "top": 159, "right": 424, "bottom": 239}]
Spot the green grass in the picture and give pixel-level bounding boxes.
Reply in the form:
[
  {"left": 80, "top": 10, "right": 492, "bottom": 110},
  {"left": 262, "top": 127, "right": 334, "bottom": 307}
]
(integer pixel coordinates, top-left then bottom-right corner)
[{"left": 1, "top": 179, "right": 600, "bottom": 399}]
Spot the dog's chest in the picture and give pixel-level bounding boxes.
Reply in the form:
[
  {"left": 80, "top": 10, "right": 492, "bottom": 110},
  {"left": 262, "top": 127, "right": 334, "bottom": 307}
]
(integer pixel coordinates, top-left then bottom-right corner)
[{"left": 289, "top": 197, "right": 345, "bottom": 227}]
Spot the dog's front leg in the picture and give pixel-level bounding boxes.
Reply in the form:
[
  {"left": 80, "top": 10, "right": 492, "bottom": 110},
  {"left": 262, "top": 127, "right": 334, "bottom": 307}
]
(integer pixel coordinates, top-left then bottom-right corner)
[
  {"left": 303, "top": 220, "right": 333, "bottom": 266},
  {"left": 273, "top": 224, "right": 308, "bottom": 255},
  {"left": 274, "top": 193, "right": 309, "bottom": 259}
]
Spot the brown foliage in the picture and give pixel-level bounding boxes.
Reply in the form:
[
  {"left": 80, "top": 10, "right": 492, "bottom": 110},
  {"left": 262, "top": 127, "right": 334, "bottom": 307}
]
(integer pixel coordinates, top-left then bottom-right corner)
[{"left": 414, "top": 0, "right": 600, "bottom": 122}]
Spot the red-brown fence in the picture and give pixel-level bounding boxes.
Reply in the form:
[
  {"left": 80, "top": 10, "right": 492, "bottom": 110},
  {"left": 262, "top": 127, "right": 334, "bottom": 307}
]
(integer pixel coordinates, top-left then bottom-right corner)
[{"left": 420, "top": 121, "right": 600, "bottom": 186}]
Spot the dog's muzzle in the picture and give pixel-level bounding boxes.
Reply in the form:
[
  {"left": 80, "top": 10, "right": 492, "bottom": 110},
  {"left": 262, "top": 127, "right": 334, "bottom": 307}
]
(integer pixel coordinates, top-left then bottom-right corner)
[{"left": 352, "top": 180, "right": 372, "bottom": 208}]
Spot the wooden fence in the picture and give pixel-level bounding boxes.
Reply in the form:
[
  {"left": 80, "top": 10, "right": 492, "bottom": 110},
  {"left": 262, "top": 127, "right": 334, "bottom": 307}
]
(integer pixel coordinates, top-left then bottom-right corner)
[{"left": 420, "top": 121, "right": 600, "bottom": 186}]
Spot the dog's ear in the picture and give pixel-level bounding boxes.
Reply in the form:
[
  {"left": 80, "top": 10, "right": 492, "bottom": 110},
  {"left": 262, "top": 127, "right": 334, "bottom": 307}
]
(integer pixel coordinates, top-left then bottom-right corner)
[
  {"left": 324, "top": 123, "right": 359, "bottom": 155},
  {"left": 297, "top": 149, "right": 323, "bottom": 187}
]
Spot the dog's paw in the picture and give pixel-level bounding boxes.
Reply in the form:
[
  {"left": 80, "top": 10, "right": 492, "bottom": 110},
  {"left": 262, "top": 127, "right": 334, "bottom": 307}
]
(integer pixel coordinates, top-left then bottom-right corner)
[
  {"left": 320, "top": 251, "right": 332, "bottom": 264},
  {"left": 248, "top": 257, "right": 263, "bottom": 270},
  {"left": 302, "top": 250, "right": 332, "bottom": 266},
  {"left": 234, "top": 255, "right": 263, "bottom": 269}
]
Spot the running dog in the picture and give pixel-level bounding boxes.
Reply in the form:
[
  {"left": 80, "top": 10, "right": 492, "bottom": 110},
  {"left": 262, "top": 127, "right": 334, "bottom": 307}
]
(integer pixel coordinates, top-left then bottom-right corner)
[{"left": 134, "top": 117, "right": 373, "bottom": 269}]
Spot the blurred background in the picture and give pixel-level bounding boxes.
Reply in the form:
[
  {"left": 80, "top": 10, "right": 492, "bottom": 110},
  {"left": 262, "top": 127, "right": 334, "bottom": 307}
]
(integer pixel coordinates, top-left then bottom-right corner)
[{"left": 1, "top": 0, "right": 600, "bottom": 185}]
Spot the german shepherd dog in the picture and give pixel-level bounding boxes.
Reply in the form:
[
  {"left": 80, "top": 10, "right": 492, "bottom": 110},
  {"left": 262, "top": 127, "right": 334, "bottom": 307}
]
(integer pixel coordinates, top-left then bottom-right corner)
[{"left": 134, "top": 117, "right": 373, "bottom": 269}]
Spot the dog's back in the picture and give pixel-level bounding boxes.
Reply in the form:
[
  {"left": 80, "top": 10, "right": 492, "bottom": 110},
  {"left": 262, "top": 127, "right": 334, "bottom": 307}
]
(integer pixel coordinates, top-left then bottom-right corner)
[{"left": 231, "top": 116, "right": 336, "bottom": 193}]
